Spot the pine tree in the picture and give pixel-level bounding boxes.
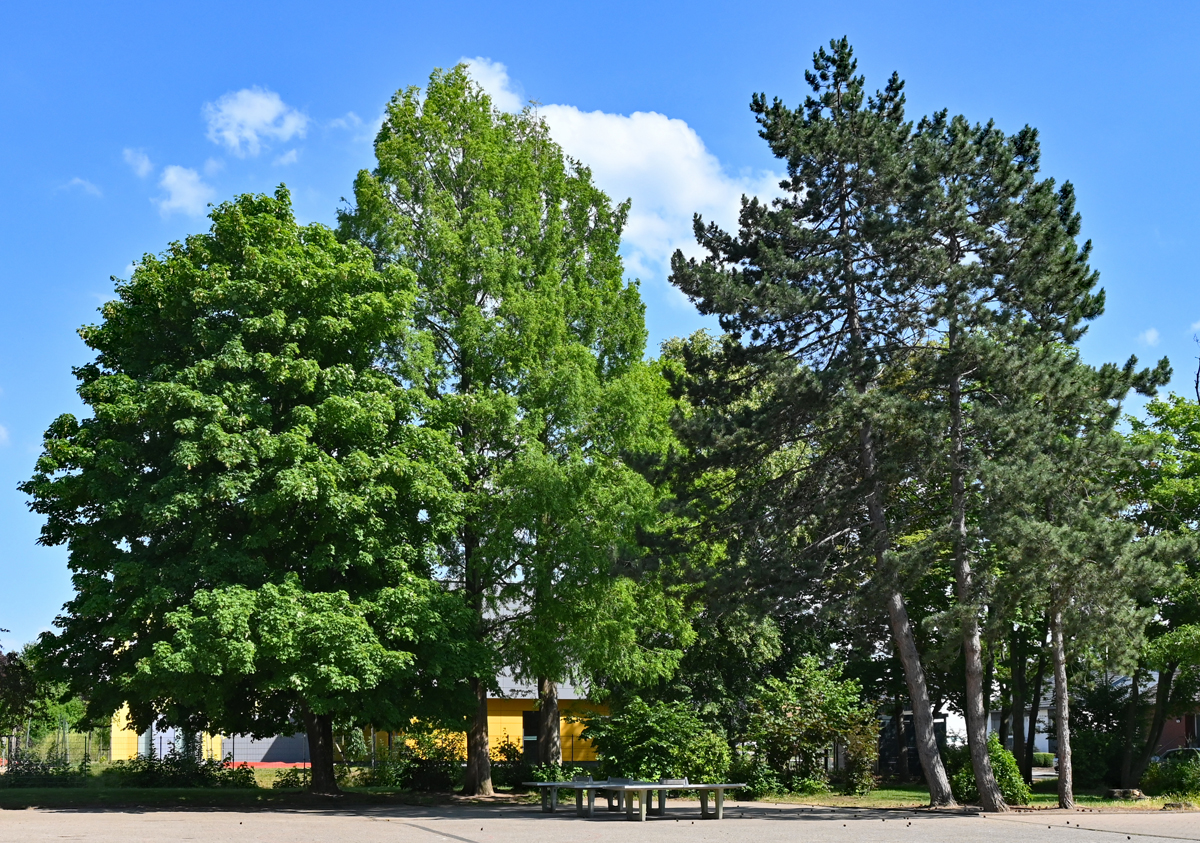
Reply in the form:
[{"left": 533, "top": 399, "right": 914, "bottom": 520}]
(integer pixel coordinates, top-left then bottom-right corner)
[
  {"left": 895, "top": 109, "right": 1110, "bottom": 810},
  {"left": 668, "top": 39, "right": 957, "bottom": 805},
  {"left": 989, "top": 349, "right": 1167, "bottom": 807}
]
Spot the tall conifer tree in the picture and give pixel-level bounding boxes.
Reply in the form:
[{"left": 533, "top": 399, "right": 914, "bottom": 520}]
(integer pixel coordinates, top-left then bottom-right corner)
[
  {"left": 896, "top": 111, "right": 1110, "bottom": 810},
  {"left": 669, "top": 39, "right": 956, "bottom": 805}
]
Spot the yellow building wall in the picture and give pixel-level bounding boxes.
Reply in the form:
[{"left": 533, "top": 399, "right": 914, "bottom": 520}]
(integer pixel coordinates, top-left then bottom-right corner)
[
  {"left": 485, "top": 698, "right": 607, "bottom": 763},
  {"left": 110, "top": 705, "right": 139, "bottom": 761},
  {"left": 109, "top": 704, "right": 223, "bottom": 760}
]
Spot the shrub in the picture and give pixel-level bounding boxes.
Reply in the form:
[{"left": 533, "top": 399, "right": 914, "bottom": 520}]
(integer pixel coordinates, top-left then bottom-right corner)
[
  {"left": 530, "top": 762, "right": 588, "bottom": 801},
  {"left": 489, "top": 736, "right": 530, "bottom": 789},
  {"left": 272, "top": 766, "right": 310, "bottom": 789},
  {"left": 403, "top": 730, "right": 465, "bottom": 792},
  {"left": 729, "top": 755, "right": 785, "bottom": 800},
  {"left": 1140, "top": 756, "right": 1200, "bottom": 797},
  {"left": 1032, "top": 752, "right": 1055, "bottom": 767},
  {"left": 582, "top": 698, "right": 731, "bottom": 783},
  {"left": 744, "top": 657, "right": 878, "bottom": 795},
  {"left": 102, "top": 748, "right": 256, "bottom": 788},
  {"left": 353, "top": 748, "right": 414, "bottom": 788},
  {"left": 946, "top": 734, "right": 1031, "bottom": 805},
  {"left": 1069, "top": 730, "right": 1121, "bottom": 788},
  {"left": 0, "top": 747, "right": 87, "bottom": 788}
]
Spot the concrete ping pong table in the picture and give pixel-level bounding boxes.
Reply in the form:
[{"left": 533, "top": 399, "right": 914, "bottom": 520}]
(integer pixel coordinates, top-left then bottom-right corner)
[{"left": 522, "top": 777, "right": 746, "bottom": 821}]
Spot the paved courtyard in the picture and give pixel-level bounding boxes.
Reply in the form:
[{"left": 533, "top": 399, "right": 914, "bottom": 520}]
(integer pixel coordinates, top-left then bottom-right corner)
[{"left": 2, "top": 801, "right": 1197, "bottom": 842}]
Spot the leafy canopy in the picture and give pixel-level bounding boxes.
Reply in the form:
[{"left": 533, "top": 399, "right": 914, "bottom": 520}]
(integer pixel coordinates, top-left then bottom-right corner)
[{"left": 22, "top": 188, "right": 473, "bottom": 736}]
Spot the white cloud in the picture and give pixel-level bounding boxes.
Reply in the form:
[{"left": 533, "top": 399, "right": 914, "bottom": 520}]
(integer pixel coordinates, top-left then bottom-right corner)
[
  {"left": 1190, "top": 319, "right": 1200, "bottom": 333},
  {"left": 0, "top": 424, "right": 9, "bottom": 447},
  {"left": 463, "top": 60, "right": 782, "bottom": 304},
  {"left": 542, "top": 105, "right": 781, "bottom": 302},
  {"left": 155, "top": 165, "right": 214, "bottom": 217},
  {"left": 273, "top": 149, "right": 299, "bottom": 166},
  {"left": 62, "top": 177, "right": 102, "bottom": 197},
  {"left": 203, "top": 157, "right": 224, "bottom": 177},
  {"left": 1139, "top": 327, "right": 1161, "bottom": 346},
  {"left": 329, "top": 111, "right": 363, "bottom": 130},
  {"left": 203, "top": 87, "right": 308, "bottom": 157},
  {"left": 462, "top": 57, "right": 524, "bottom": 112},
  {"left": 123, "top": 148, "right": 153, "bottom": 178}
]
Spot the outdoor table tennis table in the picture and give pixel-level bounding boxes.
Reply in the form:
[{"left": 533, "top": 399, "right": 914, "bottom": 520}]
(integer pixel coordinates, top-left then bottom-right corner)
[{"left": 522, "top": 777, "right": 746, "bottom": 821}]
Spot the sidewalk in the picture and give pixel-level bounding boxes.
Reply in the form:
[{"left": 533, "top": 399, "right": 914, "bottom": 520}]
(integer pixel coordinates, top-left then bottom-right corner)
[{"left": 0, "top": 800, "right": 1196, "bottom": 842}]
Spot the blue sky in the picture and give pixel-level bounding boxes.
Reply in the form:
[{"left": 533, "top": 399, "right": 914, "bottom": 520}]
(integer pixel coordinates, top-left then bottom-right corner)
[{"left": 2, "top": 1, "right": 1198, "bottom": 650}]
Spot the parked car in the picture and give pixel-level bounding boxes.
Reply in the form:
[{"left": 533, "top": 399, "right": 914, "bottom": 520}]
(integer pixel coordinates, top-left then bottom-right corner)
[{"left": 1156, "top": 747, "right": 1200, "bottom": 763}]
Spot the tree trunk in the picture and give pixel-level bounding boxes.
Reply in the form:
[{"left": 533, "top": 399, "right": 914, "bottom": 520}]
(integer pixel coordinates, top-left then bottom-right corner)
[
  {"left": 840, "top": 161, "right": 951, "bottom": 805},
  {"left": 998, "top": 696, "right": 1011, "bottom": 750},
  {"left": 885, "top": 589, "right": 956, "bottom": 806},
  {"left": 859, "top": 414, "right": 954, "bottom": 806},
  {"left": 538, "top": 676, "right": 562, "bottom": 767},
  {"left": 1129, "top": 663, "right": 1177, "bottom": 787},
  {"left": 460, "top": 512, "right": 494, "bottom": 797},
  {"left": 1010, "top": 628, "right": 1027, "bottom": 781},
  {"left": 948, "top": 360, "right": 1007, "bottom": 812},
  {"left": 895, "top": 696, "right": 910, "bottom": 782},
  {"left": 302, "top": 709, "right": 339, "bottom": 794},
  {"left": 1119, "top": 668, "right": 1142, "bottom": 788},
  {"left": 1025, "top": 640, "right": 1047, "bottom": 783},
  {"left": 462, "top": 677, "right": 493, "bottom": 795},
  {"left": 1050, "top": 607, "right": 1073, "bottom": 809}
]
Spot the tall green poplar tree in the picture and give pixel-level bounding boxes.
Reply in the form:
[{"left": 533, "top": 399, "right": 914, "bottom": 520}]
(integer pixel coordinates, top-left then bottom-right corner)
[
  {"left": 22, "top": 190, "right": 470, "bottom": 793},
  {"left": 339, "top": 66, "right": 657, "bottom": 794},
  {"left": 669, "top": 39, "right": 957, "bottom": 805}
]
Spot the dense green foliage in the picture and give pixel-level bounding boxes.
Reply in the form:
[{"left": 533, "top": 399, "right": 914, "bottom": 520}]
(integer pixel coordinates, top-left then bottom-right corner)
[
  {"left": 18, "top": 44, "right": 1200, "bottom": 806},
  {"left": 339, "top": 64, "right": 690, "bottom": 792},
  {"left": 582, "top": 698, "right": 731, "bottom": 783},
  {"left": 946, "top": 735, "right": 1031, "bottom": 805},
  {"left": 743, "top": 657, "right": 878, "bottom": 794},
  {"left": 100, "top": 750, "right": 257, "bottom": 788},
  {"left": 1140, "top": 755, "right": 1200, "bottom": 797},
  {"left": 21, "top": 189, "right": 474, "bottom": 792}
]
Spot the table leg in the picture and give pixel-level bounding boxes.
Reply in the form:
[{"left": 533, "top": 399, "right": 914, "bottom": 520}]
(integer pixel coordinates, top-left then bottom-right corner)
[
  {"left": 587, "top": 788, "right": 596, "bottom": 818},
  {"left": 716, "top": 788, "right": 724, "bottom": 820},
  {"left": 550, "top": 788, "right": 558, "bottom": 813},
  {"left": 656, "top": 788, "right": 666, "bottom": 816},
  {"left": 700, "top": 789, "right": 709, "bottom": 818},
  {"left": 626, "top": 791, "right": 634, "bottom": 820},
  {"left": 638, "top": 789, "right": 647, "bottom": 822},
  {"left": 541, "top": 789, "right": 552, "bottom": 813},
  {"left": 576, "top": 789, "right": 584, "bottom": 817}
]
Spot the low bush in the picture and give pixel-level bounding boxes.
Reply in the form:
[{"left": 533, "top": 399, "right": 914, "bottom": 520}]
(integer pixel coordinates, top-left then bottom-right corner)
[
  {"left": 729, "top": 755, "right": 785, "bottom": 800},
  {"left": 102, "top": 748, "right": 256, "bottom": 788},
  {"left": 582, "top": 698, "right": 731, "bottom": 783},
  {"left": 489, "top": 736, "right": 531, "bottom": 789},
  {"left": 744, "top": 657, "right": 878, "bottom": 795},
  {"left": 1140, "top": 756, "right": 1200, "bottom": 797},
  {"left": 272, "top": 766, "right": 311, "bottom": 789},
  {"left": 1032, "top": 752, "right": 1056, "bottom": 767},
  {"left": 1069, "top": 730, "right": 1121, "bottom": 788},
  {"left": 945, "top": 734, "right": 1031, "bottom": 805},
  {"left": 0, "top": 748, "right": 88, "bottom": 788},
  {"left": 530, "top": 762, "right": 588, "bottom": 801}
]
